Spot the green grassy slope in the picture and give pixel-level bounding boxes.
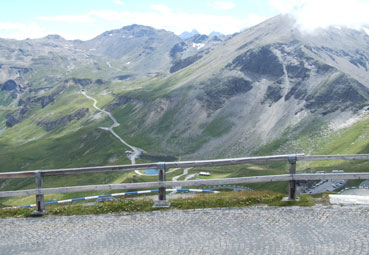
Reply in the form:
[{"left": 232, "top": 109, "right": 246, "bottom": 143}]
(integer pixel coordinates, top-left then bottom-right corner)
[{"left": 256, "top": 113, "right": 369, "bottom": 172}]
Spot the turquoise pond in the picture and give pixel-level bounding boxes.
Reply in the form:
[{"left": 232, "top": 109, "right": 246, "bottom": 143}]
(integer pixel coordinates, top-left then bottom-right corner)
[{"left": 145, "top": 169, "right": 158, "bottom": 175}]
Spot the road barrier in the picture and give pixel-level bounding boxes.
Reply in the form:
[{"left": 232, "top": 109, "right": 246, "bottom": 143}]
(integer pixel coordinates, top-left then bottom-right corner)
[
  {"left": 4, "top": 188, "right": 218, "bottom": 209},
  {"left": 1, "top": 153, "right": 369, "bottom": 215}
]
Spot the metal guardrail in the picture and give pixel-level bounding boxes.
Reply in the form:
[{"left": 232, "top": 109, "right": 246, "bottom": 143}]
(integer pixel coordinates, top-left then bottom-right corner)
[
  {"left": 1, "top": 153, "right": 369, "bottom": 214},
  {"left": 9, "top": 189, "right": 219, "bottom": 209},
  {"left": 2, "top": 153, "right": 368, "bottom": 179}
]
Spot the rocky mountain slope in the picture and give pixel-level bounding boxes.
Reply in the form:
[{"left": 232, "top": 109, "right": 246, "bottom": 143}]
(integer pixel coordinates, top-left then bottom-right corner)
[
  {"left": 1, "top": 15, "right": 369, "bottom": 173},
  {"left": 78, "top": 24, "right": 181, "bottom": 74}
]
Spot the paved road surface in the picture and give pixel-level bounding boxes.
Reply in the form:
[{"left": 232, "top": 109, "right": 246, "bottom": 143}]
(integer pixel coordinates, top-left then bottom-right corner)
[
  {"left": 303, "top": 179, "right": 347, "bottom": 194},
  {"left": 1, "top": 206, "right": 369, "bottom": 254},
  {"left": 340, "top": 189, "right": 369, "bottom": 196}
]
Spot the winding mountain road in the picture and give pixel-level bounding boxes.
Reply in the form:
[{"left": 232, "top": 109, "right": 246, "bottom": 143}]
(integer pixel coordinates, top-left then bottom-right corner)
[
  {"left": 172, "top": 168, "right": 194, "bottom": 182},
  {"left": 170, "top": 168, "right": 194, "bottom": 194},
  {"left": 134, "top": 167, "right": 196, "bottom": 195},
  {"left": 106, "top": 61, "right": 122, "bottom": 72},
  {"left": 82, "top": 90, "right": 196, "bottom": 185},
  {"left": 81, "top": 90, "right": 143, "bottom": 164}
]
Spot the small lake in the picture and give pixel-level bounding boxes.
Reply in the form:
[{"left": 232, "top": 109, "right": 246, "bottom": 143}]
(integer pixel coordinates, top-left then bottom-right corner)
[{"left": 145, "top": 169, "right": 158, "bottom": 175}]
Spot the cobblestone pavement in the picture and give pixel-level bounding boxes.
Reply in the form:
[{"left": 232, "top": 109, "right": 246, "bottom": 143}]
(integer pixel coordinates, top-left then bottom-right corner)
[{"left": 1, "top": 206, "right": 369, "bottom": 254}]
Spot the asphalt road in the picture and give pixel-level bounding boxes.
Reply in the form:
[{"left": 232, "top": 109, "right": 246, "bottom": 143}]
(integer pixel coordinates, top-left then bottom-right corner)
[
  {"left": 1, "top": 205, "right": 369, "bottom": 254},
  {"left": 303, "top": 179, "right": 347, "bottom": 194}
]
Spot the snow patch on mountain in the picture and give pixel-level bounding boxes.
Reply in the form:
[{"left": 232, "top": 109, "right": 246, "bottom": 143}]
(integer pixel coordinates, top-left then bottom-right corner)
[{"left": 192, "top": 43, "right": 205, "bottom": 50}]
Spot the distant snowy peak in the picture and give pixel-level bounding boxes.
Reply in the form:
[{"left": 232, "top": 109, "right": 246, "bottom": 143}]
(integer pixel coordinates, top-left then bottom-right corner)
[
  {"left": 209, "top": 31, "right": 224, "bottom": 37},
  {"left": 179, "top": 29, "right": 225, "bottom": 39},
  {"left": 179, "top": 29, "right": 200, "bottom": 39}
]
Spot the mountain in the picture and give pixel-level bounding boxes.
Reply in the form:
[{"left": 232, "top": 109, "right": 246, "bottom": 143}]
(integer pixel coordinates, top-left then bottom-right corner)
[
  {"left": 169, "top": 33, "right": 225, "bottom": 73},
  {"left": 1, "top": 15, "right": 369, "bottom": 176},
  {"left": 209, "top": 31, "right": 224, "bottom": 37},
  {"left": 179, "top": 29, "right": 200, "bottom": 39},
  {"left": 79, "top": 24, "right": 181, "bottom": 74}
]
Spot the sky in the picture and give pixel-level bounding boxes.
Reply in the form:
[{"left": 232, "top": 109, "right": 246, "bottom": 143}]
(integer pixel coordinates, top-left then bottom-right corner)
[{"left": 0, "top": 0, "right": 368, "bottom": 40}]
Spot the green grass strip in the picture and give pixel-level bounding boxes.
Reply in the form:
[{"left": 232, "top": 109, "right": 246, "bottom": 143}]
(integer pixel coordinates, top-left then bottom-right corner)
[{"left": 0, "top": 191, "right": 313, "bottom": 218}]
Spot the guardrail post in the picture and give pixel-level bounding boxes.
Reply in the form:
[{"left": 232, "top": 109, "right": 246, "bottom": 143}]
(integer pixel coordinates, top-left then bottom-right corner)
[
  {"left": 31, "top": 171, "right": 45, "bottom": 217},
  {"left": 288, "top": 155, "right": 297, "bottom": 201},
  {"left": 153, "top": 163, "right": 170, "bottom": 208}
]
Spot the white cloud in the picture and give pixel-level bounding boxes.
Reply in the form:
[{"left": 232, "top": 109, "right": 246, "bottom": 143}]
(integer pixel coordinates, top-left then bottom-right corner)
[
  {"left": 0, "top": 22, "right": 47, "bottom": 39},
  {"left": 37, "top": 14, "right": 95, "bottom": 23},
  {"left": 209, "top": 1, "right": 235, "bottom": 10},
  {"left": 363, "top": 27, "right": 369, "bottom": 36},
  {"left": 151, "top": 4, "right": 172, "bottom": 13},
  {"left": 269, "top": 0, "right": 369, "bottom": 31},
  {"left": 113, "top": 0, "right": 124, "bottom": 6},
  {"left": 89, "top": 10, "right": 124, "bottom": 21},
  {"left": 268, "top": 0, "right": 299, "bottom": 13}
]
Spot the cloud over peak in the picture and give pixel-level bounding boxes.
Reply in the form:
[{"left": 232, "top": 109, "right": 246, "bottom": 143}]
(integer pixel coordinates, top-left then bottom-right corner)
[
  {"left": 209, "top": 1, "right": 236, "bottom": 10},
  {"left": 270, "top": 0, "right": 369, "bottom": 31}
]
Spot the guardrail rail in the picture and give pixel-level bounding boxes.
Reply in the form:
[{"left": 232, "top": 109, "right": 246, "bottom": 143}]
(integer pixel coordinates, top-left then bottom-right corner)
[{"left": 1, "top": 153, "right": 369, "bottom": 214}]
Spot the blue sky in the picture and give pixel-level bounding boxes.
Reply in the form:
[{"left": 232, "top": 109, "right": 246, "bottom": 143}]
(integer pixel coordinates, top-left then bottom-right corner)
[{"left": 0, "top": 0, "right": 368, "bottom": 40}]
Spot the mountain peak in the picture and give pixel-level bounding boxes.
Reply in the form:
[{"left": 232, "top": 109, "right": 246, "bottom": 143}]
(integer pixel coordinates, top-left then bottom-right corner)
[
  {"left": 209, "top": 31, "right": 224, "bottom": 37},
  {"left": 97, "top": 24, "right": 160, "bottom": 39},
  {"left": 44, "top": 34, "right": 65, "bottom": 41},
  {"left": 180, "top": 29, "right": 200, "bottom": 39},
  {"left": 120, "top": 24, "right": 154, "bottom": 31}
]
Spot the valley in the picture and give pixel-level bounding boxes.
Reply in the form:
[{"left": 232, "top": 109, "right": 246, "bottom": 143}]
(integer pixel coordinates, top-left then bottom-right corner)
[{"left": 1, "top": 14, "right": 369, "bottom": 205}]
